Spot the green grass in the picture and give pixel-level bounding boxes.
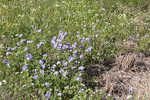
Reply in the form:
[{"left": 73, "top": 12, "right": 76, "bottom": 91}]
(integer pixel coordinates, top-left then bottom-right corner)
[{"left": 0, "top": 0, "right": 150, "bottom": 100}]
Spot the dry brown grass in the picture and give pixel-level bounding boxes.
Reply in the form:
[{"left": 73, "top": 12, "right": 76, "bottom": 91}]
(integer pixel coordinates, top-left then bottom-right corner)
[{"left": 97, "top": 53, "right": 150, "bottom": 100}]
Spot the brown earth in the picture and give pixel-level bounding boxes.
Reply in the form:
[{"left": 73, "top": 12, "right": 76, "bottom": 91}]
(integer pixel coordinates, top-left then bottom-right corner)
[{"left": 84, "top": 40, "right": 150, "bottom": 100}]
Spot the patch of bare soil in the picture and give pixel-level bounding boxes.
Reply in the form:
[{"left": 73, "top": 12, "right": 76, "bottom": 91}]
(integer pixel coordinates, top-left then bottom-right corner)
[{"left": 97, "top": 53, "right": 150, "bottom": 100}]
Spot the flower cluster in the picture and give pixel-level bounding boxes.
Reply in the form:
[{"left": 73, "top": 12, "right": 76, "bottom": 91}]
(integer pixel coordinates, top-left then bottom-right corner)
[{"left": 1, "top": 27, "right": 99, "bottom": 100}]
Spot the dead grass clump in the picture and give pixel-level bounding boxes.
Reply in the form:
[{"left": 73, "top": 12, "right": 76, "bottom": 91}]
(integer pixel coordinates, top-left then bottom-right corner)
[{"left": 97, "top": 53, "right": 150, "bottom": 100}]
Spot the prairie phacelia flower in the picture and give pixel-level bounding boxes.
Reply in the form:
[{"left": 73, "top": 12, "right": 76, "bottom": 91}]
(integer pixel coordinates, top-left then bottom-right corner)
[
  {"left": 45, "top": 92, "right": 51, "bottom": 99},
  {"left": 21, "top": 39, "right": 26, "bottom": 43},
  {"left": 31, "top": 83, "right": 34, "bottom": 86},
  {"left": 22, "top": 84, "right": 26, "bottom": 88},
  {"left": 56, "top": 61, "right": 61, "bottom": 65},
  {"left": 72, "top": 66, "right": 76, "bottom": 70},
  {"left": 37, "top": 42, "right": 44, "bottom": 48},
  {"left": 54, "top": 71, "right": 58, "bottom": 75},
  {"left": 37, "top": 29, "right": 42, "bottom": 33},
  {"left": 72, "top": 42, "right": 77, "bottom": 48},
  {"left": 33, "top": 75, "right": 38, "bottom": 79},
  {"left": 45, "top": 82, "right": 50, "bottom": 87},
  {"left": 19, "top": 34, "right": 23, "bottom": 38},
  {"left": 43, "top": 53, "right": 48, "bottom": 57},
  {"left": 73, "top": 50, "right": 77, "bottom": 54},
  {"left": 40, "top": 70, "right": 44, "bottom": 75},
  {"left": 58, "top": 93, "right": 62, "bottom": 96},
  {"left": 79, "top": 89, "right": 84, "bottom": 93},
  {"left": 80, "top": 54, "right": 84, "bottom": 59},
  {"left": 78, "top": 66, "right": 85, "bottom": 70},
  {"left": 63, "top": 71, "right": 68, "bottom": 77},
  {"left": 39, "top": 60, "right": 44, "bottom": 65},
  {"left": 31, "top": 25, "right": 35, "bottom": 29},
  {"left": 81, "top": 39, "right": 85, "bottom": 43},
  {"left": 24, "top": 47, "right": 28, "bottom": 52},
  {"left": 22, "top": 65, "right": 28, "bottom": 71},
  {"left": 85, "top": 46, "right": 92, "bottom": 52},
  {"left": 16, "top": 42, "right": 20, "bottom": 46},
  {"left": 63, "top": 61, "right": 68, "bottom": 67},
  {"left": 41, "top": 64, "right": 45, "bottom": 69},
  {"left": 24, "top": 54, "right": 32, "bottom": 61},
  {"left": 85, "top": 37, "right": 90, "bottom": 41},
  {"left": 68, "top": 56, "right": 75, "bottom": 63}
]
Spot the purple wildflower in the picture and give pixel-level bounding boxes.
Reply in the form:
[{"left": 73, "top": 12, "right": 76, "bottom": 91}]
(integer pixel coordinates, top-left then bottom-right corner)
[
  {"left": 37, "top": 42, "right": 44, "bottom": 48},
  {"left": 63, "top": 71, "right": 68, "bottom": 77},
  {"left": 104, "top": 41, "right": 109, "bottom": 45},
  {"left": 37, "top": 29, "right": 42, "bottom": 33},
  {"left": 22, "top": 84, "right": 26, "bottom": 88},
  {"left": 51, "top": 39, "right": 55, "bottom": 45},
  {"left": 72, "top": 66, "right": 76, "bottom": 70},
  {"left": 85, "top": 37, "right": 90, "bottom": 41},
  {"left": 76, "top": 77, "right": 81, "bottom": 80},
  {"left": 24, "top": 47, "right": 28, "bottom": 52},
  {"left": 68, "top": 56, "right": 75, "bottom": 63},
  {"left": 45, "top": 92, "right": 51, "bottom": 99},
  {"left": 80, "top": 54, "right": 84, "bottom": 59},
  {"left": 52, "top": 64, "right": 56, "bottom": 69},
  {"left": 63, "top": 61, "right": 68, "bottom": 67},
  {"left": 54, "top": 71, "right": 58, "bottom": 75},
  {"left": 43, "top": 53, "right": 48, "bottom": 57},
  {"left": 5, "top": 51, "right": 9, "bottom": 55},
  {"left": 22, "top": 64, "right": 28, "bottom": 71},
  {"left": 7, "top": 47, "right": 11, "bottom": 51},
  {"left": 79, "top": 89, "right": 84, "bottom": 93},
  {"left": 56, "top": 61, "right": 61, "bottom": 65},
  {"left": 81, "top": 39, "right": 85, "bottom": 43},
  {"left": 73, "top": 50, "right": 77, "bottom": 54},
  {"left": 79, "top": 45, "right": 82, "bottom": 48},
  {"left": 33, "top": 75, "right": 38, "bottom": 79},
  {"left": 130, "top": 87, "right": 135, "bottom": 92},
  {"left": 41, "top": 64, "right": 45, "bottom": 69},
  {"left": 92, "top": 25, "right": 96, "bottom": 29},
  {"left": 31, "top": 25, "right": 35, "bottom": 29},
  {"left": 58, "top": 93, "right": 62, "bottom": 96},
  {"left": 16, "top": 42, "right": 19, "bottom": 46},
  {"left": 144, "top": 34, "right": 149, "bottom": 38},
  {"left": 62, "top": 44, "right": 69, "bottom": 50},
  {"left": 39, "top": 60, "right": 44, "bottom": 65},
  {"left": 59, "top": 69, "right": 64, "bottom": 73},
  {"left": 21, "top": 39, "right": 26, "bottom": 43},
  {"left": 31, "top": 83, "right": 34, "bottom": 86},
  {"left": 19, "top": 34, "right": 23, "bottom": 38},
  {"left": 72, "top": 42, "right": 77, "bottom": 48},
  {"left": 78, "top": 66, "right": 85, "bottom": 70},
  {"left": 24, "top": 54, "right": 32, "bottom": 61},
  {"left": 11, "top": 47, "right": 16, "bottom": 51},
  {"left": 40, "top": 70, "right": 45, "bottom": 75},
  {"left": 6, "top": 62, "right": 10, "bottom": 67},
  {"left": 64, "top": 32, "right": 68, "bottom": 36},
  {"left": 95, "top": 34, "right": 99, "bottom": 38},
  {"left": 3, "top": 59, "right": 8, "bottom": 64},
  {"left": 85, "top": 46, "right": 92, "bottom": 52},
  {"left": 45, "top": 82, "right": 50, "bottom": 87},
  {"left": 129, "top": 36, "right": 135, "bottom": 40}
]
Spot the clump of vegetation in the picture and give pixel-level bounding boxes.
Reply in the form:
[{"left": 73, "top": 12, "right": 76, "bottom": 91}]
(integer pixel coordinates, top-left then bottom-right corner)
[{"left": 0, "top": 0, "right": 150, "bottom": 100}]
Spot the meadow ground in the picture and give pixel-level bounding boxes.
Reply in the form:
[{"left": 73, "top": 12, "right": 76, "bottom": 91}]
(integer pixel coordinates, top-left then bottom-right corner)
[{"left": 0, "top": 0, "right": 150, "bottom": 100}]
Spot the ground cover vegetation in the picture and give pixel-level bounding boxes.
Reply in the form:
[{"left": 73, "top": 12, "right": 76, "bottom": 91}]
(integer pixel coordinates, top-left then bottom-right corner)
[{"left": 0, "top": 0, "right": 150, "bottom": 100}]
